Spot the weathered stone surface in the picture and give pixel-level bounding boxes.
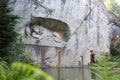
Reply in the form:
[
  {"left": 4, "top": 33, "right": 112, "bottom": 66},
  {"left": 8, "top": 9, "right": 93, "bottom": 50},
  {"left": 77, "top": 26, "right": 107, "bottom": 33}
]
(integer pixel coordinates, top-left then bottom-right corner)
[{"left": 11, "top": 0, "right": 120, "bottom": 67}]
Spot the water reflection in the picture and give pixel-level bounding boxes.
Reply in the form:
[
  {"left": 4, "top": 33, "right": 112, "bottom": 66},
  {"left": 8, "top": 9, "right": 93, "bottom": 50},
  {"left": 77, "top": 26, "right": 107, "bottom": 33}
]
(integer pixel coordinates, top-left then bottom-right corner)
[{"left": 42, "top": 67, "right": 100, "bottom": 80}]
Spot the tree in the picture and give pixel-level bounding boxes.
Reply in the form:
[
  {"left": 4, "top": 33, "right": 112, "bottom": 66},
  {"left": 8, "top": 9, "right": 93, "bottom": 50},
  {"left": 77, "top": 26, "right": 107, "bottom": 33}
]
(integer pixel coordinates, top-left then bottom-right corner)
[{"left": 0, "top": 0, "right": 18, "bottom": 59}]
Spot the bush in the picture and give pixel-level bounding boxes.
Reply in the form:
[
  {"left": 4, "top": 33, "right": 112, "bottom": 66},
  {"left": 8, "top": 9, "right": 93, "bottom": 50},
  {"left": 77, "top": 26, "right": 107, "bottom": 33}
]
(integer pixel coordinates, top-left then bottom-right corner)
[
  {"left": 90, "top": 53, "right": 120, "bottom": 80},
  {"left": 109, "top": 55, "right": 120, "bottom": 67},
  {"left": 0, "top": 58, "right": 9, "bottom": 71},
  {"left": 110, "top": 38, "right": 120, "bottom": 56},
  {"left": 0, "top": 62, "right": 54, "bottom": 80},
  {"left": 6, "top": 40, "right": 33, "bottom": 64}
]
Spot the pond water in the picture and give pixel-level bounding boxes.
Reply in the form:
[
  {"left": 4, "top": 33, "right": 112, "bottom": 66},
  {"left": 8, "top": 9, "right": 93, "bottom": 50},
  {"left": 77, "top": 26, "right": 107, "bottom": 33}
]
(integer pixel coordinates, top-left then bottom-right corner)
[{"left": 42, "top": 67, "right": 100, "bottom": 80}]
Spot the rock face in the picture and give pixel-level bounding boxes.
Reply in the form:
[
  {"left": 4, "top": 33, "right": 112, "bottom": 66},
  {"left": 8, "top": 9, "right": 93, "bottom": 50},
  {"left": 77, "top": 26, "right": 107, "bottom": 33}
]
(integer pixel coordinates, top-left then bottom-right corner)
[{"left": 11, "top": 0, "right": 120, "bottom": 67}]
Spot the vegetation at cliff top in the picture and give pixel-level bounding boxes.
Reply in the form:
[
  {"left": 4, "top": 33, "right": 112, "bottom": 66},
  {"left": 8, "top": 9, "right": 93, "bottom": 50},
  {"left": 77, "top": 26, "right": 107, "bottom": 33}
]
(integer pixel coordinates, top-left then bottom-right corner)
[{"left": 102, "top": 0, "right": 120, "bottom": 16}]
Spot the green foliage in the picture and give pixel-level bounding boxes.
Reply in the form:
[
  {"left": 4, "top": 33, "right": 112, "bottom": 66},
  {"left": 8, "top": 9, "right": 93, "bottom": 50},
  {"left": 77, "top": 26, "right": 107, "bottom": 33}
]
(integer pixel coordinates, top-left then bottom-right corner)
[
  {"left": 110, "top": 38, "right": 120, "bottom": 56},
  {"left": 0, "top": 58, "right": 9, "bottom": 70},
  {"left": 109, "top": 56, "right": 120, "bottom": 67},
  {"left": 0, "top": 62, "right": 54, "bottom": 80},
  {"left": 102, "top": 0, "right": 120, "bottom": 15},
  {"left": 0, "top": 0, "right": 18, "bottom": 58},
  {"left": 0, "top": 0, "right": 33, "bottom": 64},
  {"left": 6, "top": 39, "right": 33, "bottom": 64},
  {"left": 90, "top": 53, "right": 120, "bottom": 80},
  {"left": 111, "top": 2, "right": 120, "bottom": 15}
]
